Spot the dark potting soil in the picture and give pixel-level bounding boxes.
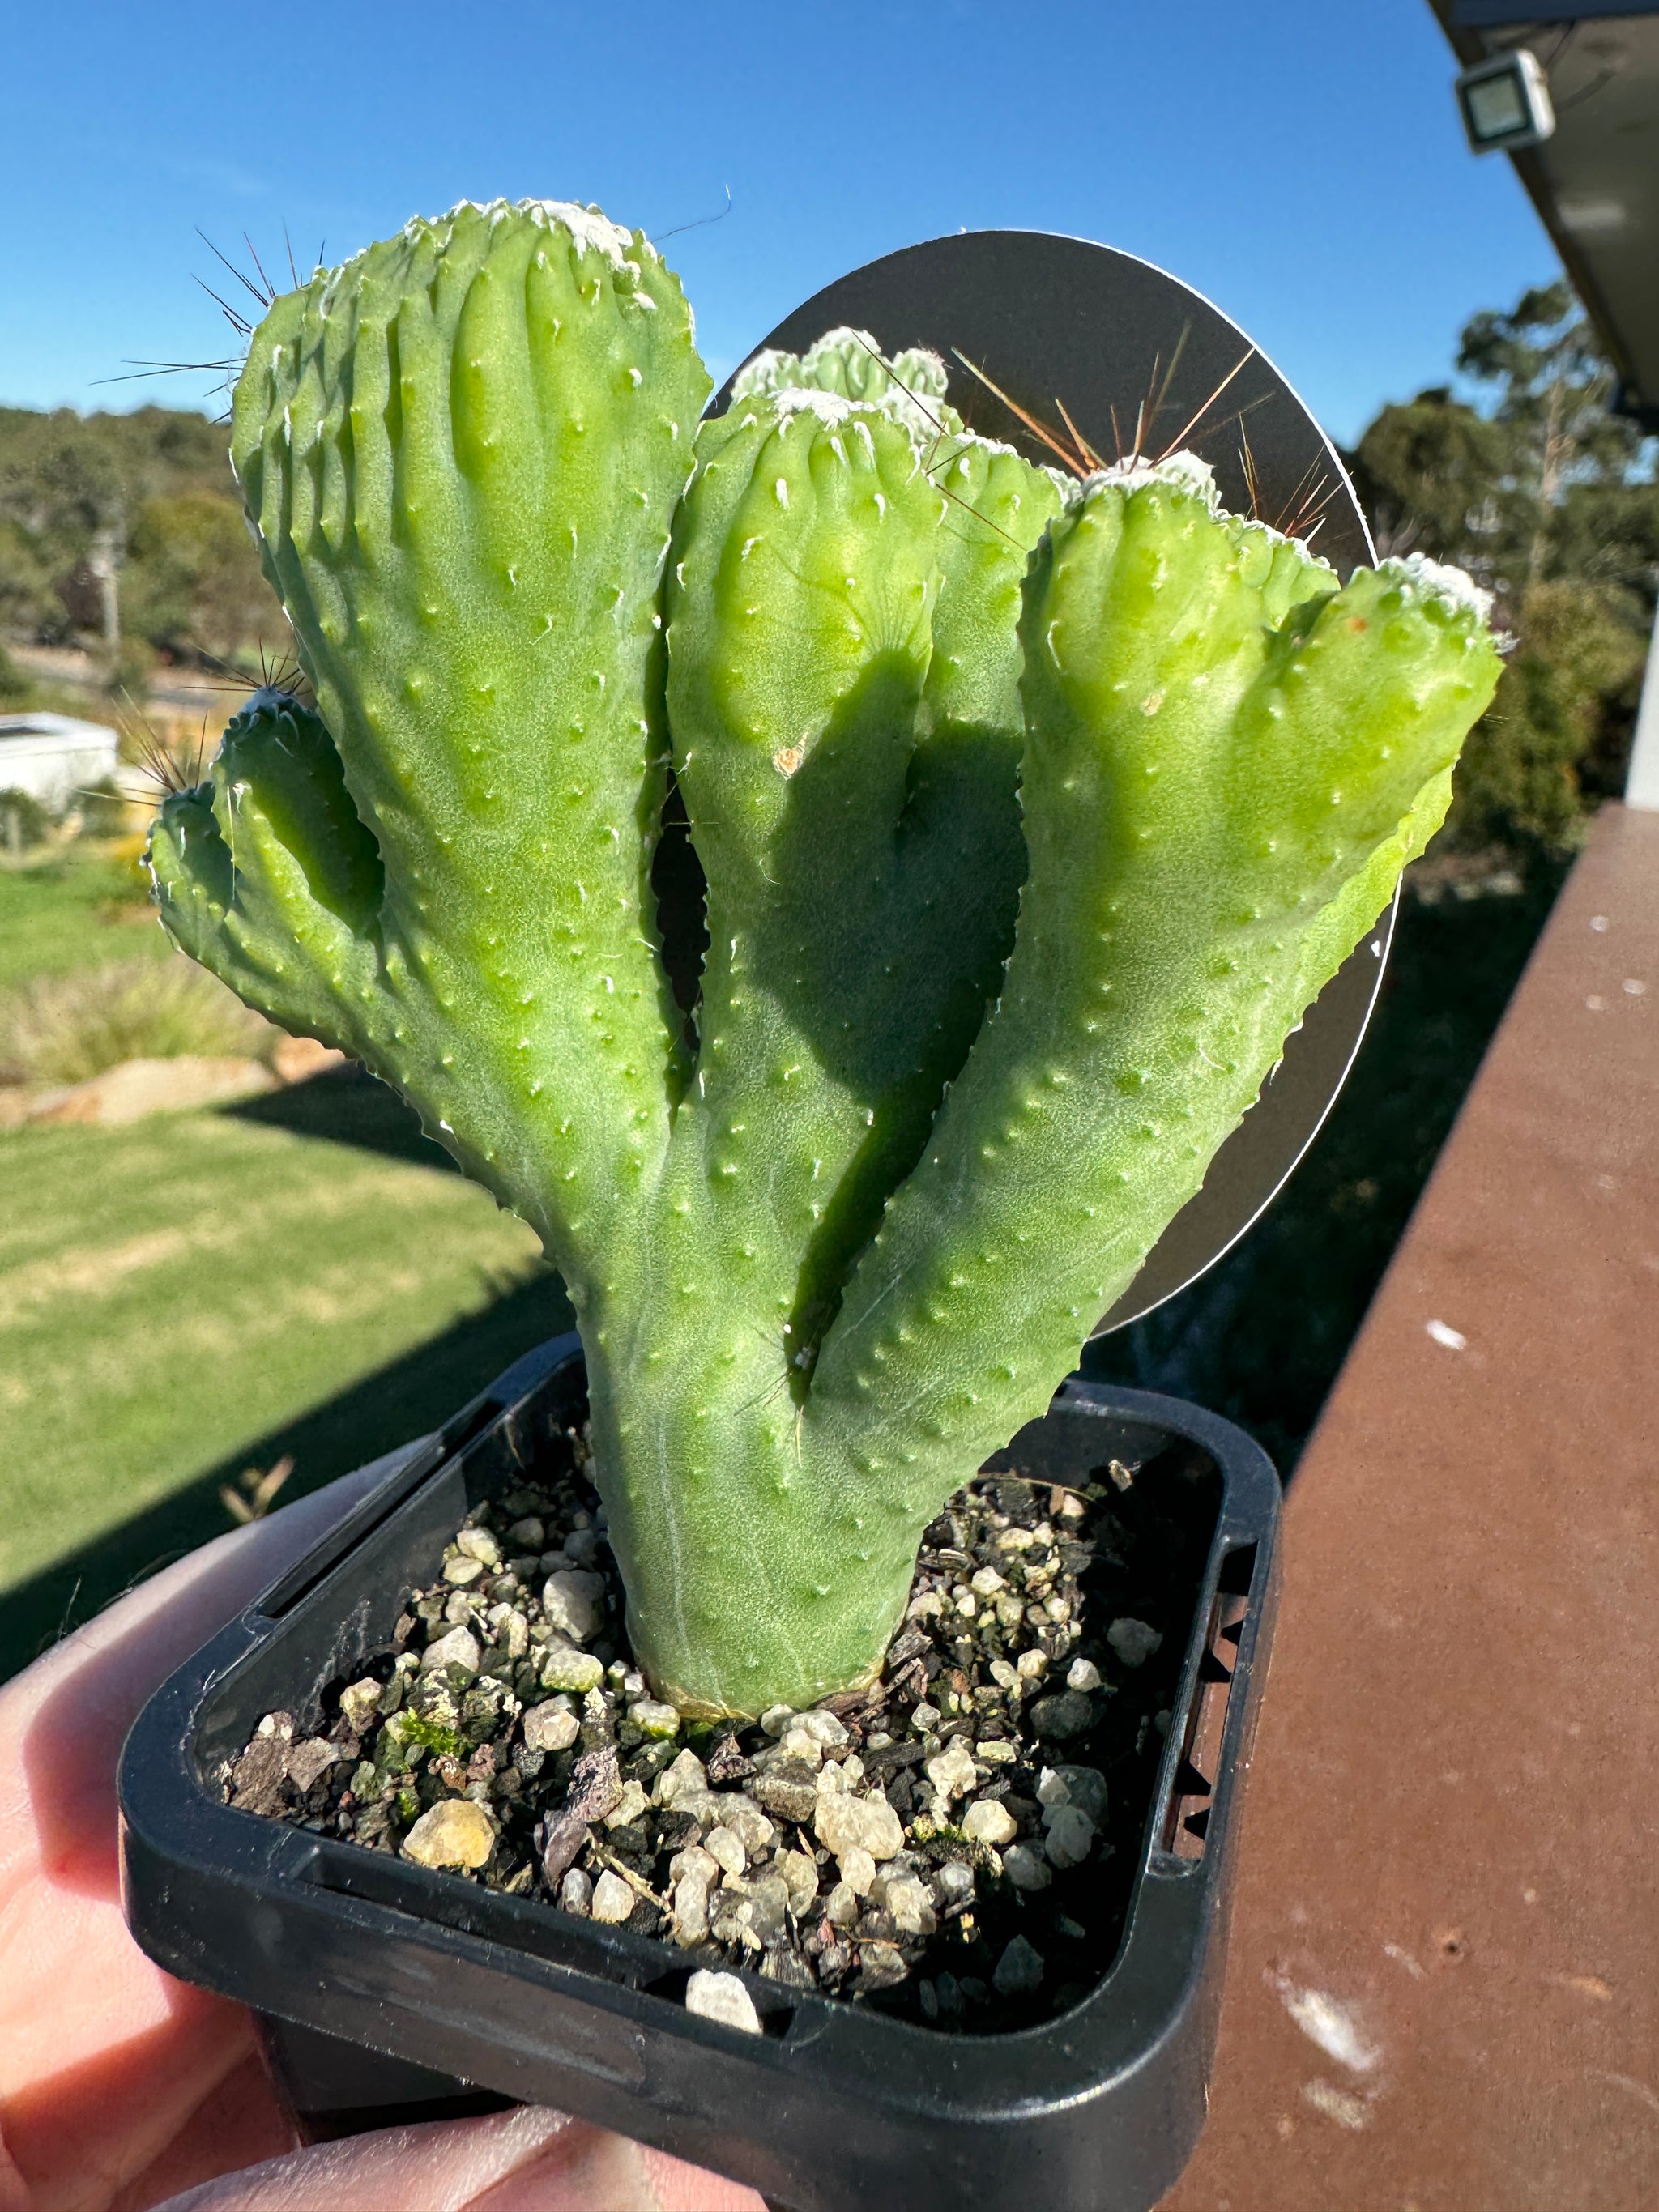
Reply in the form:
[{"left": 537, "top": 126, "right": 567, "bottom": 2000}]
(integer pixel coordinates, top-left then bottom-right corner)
[{"left": 218, "top": 1419, "right": 1218, "bottom": 2033}]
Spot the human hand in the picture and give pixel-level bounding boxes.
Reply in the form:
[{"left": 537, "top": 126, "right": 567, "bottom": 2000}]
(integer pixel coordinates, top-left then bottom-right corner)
[{"left": 0, "top": 1451, "right": 768, "bottom": 2212}]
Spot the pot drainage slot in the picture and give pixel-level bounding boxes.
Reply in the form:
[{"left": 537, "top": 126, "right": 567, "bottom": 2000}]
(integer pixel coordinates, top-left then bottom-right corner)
[
  {"left": 305, "top": 1840, "right": 648, "bottom": 1984},
  {"left": 641, "top": 1964, "right": 797, "bottom": 2040},
  {"left": 1162, "top": 1557, "right": 1252, "bottom": 1863}
]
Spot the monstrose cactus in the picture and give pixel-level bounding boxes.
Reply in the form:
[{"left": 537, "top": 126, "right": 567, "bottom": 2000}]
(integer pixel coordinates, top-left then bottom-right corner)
[{"left": 147, "top": 200, "right": 1500, "bottom": 1715}]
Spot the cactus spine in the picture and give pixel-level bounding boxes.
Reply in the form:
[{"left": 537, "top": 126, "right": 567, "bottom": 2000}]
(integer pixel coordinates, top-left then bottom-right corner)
[{"left": 149, "top": 207, "right": 1501, "bottom": 1715}]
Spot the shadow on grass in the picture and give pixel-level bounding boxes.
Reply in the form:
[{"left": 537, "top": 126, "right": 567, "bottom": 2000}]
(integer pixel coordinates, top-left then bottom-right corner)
[
  {"left": 1, "top": 1271, "right": 574, "bottom": 1684},
  {"left": 227, "top": 1061, "right": 458, "bottom": 1170},
  {"left": 1082, "top": 863, "right": 1568, "bottom": 1477}
]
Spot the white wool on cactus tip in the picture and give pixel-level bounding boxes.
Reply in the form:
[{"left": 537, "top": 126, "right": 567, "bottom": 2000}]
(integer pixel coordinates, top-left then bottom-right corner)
[
  {"left": 1384, "top": 550, "right": 1495, "bottom": 624},
  {"left": 1087, "top": 448, "right": 1223, "bottom": 507}
]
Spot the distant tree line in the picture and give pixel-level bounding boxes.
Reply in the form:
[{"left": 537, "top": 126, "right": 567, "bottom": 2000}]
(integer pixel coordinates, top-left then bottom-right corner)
[
  {"left": 2, "top": 280, "right": 1654, "bottom": 858},
  {"left": 0, "top": 403, "right": 277, "bottom": 697},
  {"left": 1346, "top": 280, "right": 1658, "bottom": 863}
]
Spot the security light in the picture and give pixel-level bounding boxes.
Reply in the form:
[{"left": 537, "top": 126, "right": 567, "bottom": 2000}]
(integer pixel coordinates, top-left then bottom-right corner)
[{"left": 1456, "top": 49, "right": 1556, "bottom": 154}]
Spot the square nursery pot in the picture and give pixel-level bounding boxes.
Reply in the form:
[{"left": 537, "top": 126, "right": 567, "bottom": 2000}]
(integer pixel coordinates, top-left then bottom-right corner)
[{"left": 119, "top": 1332, "right": 1280, "bottom": 2212}]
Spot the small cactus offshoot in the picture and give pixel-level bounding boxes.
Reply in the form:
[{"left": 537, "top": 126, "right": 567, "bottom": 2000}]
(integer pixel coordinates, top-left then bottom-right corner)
[{"left": 147, "top": 201, "right": 1501, "bottom": 1716}]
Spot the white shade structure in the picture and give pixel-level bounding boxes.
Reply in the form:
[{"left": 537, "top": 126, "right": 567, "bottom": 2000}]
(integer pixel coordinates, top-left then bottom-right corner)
[{"left": 0, "top": 712, "right": 119, "bottom": 812}]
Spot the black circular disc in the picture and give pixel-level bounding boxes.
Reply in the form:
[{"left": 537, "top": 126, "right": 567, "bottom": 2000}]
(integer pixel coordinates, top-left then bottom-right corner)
[{"left": 719, "top": 228, "right": 1389, "bottom": 1336}]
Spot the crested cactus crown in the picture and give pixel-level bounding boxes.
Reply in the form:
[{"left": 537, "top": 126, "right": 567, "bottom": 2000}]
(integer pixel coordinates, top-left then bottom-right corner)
[{"left": 149, "top": 202, "right": 1501, "bottom": 1715}]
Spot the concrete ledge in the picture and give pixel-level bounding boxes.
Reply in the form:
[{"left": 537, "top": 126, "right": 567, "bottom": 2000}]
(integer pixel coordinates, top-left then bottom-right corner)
[{"left": 1162, "top": 804, "right": 1659, "bottom": 2211}]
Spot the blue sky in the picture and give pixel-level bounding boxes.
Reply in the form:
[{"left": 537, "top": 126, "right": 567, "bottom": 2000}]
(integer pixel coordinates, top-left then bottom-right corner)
[{"left": 4, "top": 0, "right": 1559, "bottom": 447}]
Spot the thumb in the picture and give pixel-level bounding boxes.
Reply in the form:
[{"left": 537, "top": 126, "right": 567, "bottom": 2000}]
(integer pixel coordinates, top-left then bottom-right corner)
[{"left": 152, "top": 2103, "right": 768, "bottom": 2212}]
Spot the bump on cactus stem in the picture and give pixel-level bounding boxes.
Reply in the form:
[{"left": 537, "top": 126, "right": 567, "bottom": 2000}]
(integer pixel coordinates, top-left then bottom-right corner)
[{"left": 147, "top": 200, "right": 1503, "bottom": 1717}]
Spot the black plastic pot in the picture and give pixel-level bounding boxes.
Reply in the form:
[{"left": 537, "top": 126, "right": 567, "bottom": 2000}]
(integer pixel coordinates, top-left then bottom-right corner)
[{"left": 119, "top": 1333, "right": 1279, "bottom": 2212}]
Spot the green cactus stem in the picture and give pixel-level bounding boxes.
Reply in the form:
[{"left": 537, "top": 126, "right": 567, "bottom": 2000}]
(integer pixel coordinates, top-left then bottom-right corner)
[
  {"left": 148, "top": 202, "right": 1501, "bottom": 1715},
  {"left": 212, "top": 197, "right": 709, "bottom": 1264}
]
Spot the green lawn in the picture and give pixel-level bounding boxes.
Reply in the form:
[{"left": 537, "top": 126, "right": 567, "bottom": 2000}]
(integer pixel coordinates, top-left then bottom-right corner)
[
  {"left": 0, "top": 1081, "right": 573, "bottom": 1673},
  {"left": 0, "top": 843, "right": 172, "bottom": 987}
]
